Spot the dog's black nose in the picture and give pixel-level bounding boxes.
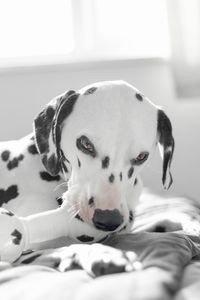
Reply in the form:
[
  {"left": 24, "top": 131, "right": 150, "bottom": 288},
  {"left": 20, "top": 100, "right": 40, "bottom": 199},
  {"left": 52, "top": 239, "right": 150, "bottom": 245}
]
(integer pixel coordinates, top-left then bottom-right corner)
[{"left": 92, "top": 209, "right": 123, "bottom": 231}]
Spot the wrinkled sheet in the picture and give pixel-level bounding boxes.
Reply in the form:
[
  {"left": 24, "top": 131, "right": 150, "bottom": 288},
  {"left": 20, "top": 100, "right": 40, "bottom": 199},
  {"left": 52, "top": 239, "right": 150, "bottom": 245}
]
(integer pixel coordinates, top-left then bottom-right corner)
[{"left": 1, "top": 191, "right": 200, "bottom": 300}]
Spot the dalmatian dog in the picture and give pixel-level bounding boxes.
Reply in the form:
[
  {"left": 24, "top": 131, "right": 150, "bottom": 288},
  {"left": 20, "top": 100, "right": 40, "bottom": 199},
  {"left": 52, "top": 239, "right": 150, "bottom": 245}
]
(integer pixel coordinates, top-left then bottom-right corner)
[{"left": 0, "top": 80, "right": 174, "bottom": 271}]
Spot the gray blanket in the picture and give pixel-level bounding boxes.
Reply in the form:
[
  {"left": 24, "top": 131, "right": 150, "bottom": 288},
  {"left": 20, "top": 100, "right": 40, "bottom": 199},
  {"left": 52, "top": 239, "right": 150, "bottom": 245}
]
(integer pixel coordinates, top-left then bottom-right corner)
[{"left": 1, "top": 191, "right": 200, "bottom": 300}]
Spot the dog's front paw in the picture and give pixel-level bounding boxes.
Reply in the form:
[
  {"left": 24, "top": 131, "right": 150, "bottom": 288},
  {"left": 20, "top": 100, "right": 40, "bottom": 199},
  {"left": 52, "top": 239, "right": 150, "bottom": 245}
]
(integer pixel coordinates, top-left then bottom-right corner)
[
  {"left": 87, "top": 244, "right": 141, "bottom": 277},
  {"left": 59, "top": 244, "right": 141, "bottom": 277},
  {"left": 0, "top": 208, "right": 25, "bottom": 262}
]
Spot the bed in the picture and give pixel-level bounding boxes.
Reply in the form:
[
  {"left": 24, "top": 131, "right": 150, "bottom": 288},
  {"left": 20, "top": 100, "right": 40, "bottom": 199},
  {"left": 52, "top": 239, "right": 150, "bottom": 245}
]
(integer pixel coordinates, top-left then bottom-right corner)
[{"left": 0, "top": 190, "right": 200, "bottom": 300}]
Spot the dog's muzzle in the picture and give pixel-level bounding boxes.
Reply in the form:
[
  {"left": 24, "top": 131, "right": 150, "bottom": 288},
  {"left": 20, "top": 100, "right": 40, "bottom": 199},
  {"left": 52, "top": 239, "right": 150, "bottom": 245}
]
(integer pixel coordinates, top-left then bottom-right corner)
[{"left": 92, "top": 209, "right": 124, "bottom": 231}]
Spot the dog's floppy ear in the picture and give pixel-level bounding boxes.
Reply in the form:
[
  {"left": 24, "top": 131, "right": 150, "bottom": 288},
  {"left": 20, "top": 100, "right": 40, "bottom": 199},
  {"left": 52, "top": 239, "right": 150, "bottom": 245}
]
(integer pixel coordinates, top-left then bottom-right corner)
[
  {"left": 157, "top": 109, "right": 175, "bottom": 190},
  {"left": 34, "top": 90, "right": 77, "bottom": 176}
]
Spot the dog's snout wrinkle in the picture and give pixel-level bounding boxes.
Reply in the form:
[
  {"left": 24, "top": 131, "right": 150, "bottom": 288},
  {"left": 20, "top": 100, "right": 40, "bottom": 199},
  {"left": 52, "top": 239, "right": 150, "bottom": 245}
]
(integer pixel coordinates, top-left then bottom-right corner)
[{"left": 92, "top": 209, "right": 123, "bottom": 231}]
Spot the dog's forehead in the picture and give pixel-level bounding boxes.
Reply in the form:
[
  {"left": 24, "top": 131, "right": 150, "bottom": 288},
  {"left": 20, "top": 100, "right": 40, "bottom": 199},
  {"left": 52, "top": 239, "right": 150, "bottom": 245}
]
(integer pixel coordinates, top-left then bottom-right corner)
[
  {"left": 77, "top": 81, "right": 157, "bottom": 119},
  {"left": 62, "top": 81, "right": 158, "bottom": 152}
]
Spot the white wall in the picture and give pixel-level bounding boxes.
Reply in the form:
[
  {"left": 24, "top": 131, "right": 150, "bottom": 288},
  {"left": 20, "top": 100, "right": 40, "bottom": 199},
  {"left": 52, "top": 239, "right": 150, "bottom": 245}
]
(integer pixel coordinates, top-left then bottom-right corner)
[{"left": 0, "top": 58, "right": 199, "bottom": 200}]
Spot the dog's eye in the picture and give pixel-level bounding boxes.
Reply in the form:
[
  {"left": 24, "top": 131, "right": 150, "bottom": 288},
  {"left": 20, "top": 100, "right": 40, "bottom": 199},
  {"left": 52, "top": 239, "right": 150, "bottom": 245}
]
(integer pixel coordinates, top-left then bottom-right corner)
[
  {"left": 131, "top": 152, "right": 149, "bottom": 165},
  {"left": 76, "top": 136, "right": 96, "bottom": 157},
  {"left": 136, "top": 152, "right": 149, "bottom": 161}
]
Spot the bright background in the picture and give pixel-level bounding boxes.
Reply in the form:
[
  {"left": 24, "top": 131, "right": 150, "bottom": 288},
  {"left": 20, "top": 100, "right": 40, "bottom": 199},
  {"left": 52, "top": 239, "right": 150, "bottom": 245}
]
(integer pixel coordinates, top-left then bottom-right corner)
[{"left": 0, "top": 0, "right": 199, "bottom": 200}]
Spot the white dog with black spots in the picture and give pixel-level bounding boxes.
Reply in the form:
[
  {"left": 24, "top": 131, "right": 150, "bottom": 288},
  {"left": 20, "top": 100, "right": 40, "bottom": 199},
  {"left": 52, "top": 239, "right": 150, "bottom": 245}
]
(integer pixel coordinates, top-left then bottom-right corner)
[{"left": 0, "top": 80, "right": 174, "bottom": 267}]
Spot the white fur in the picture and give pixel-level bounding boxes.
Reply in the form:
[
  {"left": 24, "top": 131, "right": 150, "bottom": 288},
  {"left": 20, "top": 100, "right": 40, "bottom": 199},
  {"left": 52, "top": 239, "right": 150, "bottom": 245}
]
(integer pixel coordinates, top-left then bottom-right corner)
[{"left": 0, "top": 80, "right": 164, "bottom": 262}]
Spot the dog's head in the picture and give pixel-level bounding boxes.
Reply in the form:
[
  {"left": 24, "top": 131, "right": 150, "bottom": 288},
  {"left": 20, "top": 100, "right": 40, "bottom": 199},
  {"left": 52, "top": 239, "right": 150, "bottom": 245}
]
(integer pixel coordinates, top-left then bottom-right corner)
[{"left": 34, "top": 81, "right": 174, "bottom": 234}]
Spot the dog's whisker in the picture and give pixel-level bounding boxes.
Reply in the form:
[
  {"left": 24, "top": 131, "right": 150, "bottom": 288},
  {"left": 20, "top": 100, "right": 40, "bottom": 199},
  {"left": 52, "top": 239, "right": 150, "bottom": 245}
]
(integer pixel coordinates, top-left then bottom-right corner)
[
  {"left": 69, "top": 208, "right": 80, "bottom": 221},
  {"left": 53, "top": 181, "right": 68, "bottom": 192},
  {"left": 67, "top": 202, "right": 80, "bottom": 214}
]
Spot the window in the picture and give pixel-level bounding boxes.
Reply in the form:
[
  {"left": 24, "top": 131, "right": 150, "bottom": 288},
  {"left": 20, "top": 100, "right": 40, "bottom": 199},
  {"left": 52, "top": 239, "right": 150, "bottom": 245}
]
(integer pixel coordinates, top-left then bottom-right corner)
[
  {"left": 0, "top": 0, "right": 170, "bottom": 67},
  {"left": 0, "top": 0, "right": 74, "bottom": 66},
  {"left": 167, "top": 0, "right": 200, "bottom": 97}
]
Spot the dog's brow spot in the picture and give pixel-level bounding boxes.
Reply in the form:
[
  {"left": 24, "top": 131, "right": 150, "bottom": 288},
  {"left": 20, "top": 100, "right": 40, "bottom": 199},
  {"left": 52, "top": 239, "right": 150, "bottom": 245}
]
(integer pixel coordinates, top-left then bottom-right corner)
[
  {"left": 28, "top": 144, "right": 38, "bottom": 155},
  {"left": 119, "top": 172, "right": 123, "bottom": 181},
  {"left": 129, "top": 210, "right": 133, "bottom": 223},
  {"left": 1, "top": 150, "right": 10, "bottom": 162},
  {"left": 128, "top": 167, "right": 134, "bottom": 179},
  {"left": 102, "top": 156, "right": 110, "bottom": 169},
  {"left": 77, "top": 157, "right": 81, "bottom": 168},
  {"left": 77, "top": 235, "right": 94, "bottom": 242},
  {"left": 88, "top": 197, "right": 95, "bottom": 206},
  {"left": 135, "top": 93, "right": 143, "bottom": 101},
  {"left": 108, "top": 174, "right": 115, "bottom": 183},
  {"left": 40, "top": 171, "right": 61, "bottom": 182},
  {"left": 134, "top": 178, "right": 138, "bottom": 185},
  {"left": 84, "top": 87, "right": 97, "bottom": 95}
]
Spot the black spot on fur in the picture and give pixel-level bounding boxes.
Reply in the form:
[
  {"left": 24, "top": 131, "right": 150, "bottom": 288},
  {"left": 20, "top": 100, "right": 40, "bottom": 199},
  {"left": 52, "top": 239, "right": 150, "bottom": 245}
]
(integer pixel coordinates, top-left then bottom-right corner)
[
  {"left": 1, "top": 210, "right": 14, "bottom": 216},
  {"left": 119, "top": 172, "right": 122, "bottom": 181},
  {"left": 109, "top": 174, "right": 115, "bottom": 183},
  {"left": 77, "top": 235, "right": 94, "bottom": 242},
  {"left": 11, "top": 229, "right": 22, "bottom": 245},
  {"left": 128, "top": 167, "right": 134, "bottom": 179},
  {"left": 102, "top": 156, "right": 110, "bottom": 169},
  {"left": 88, "top": 197, "right": 94, "bottom": 206},
  {"left": 129, "top": 210, "right": 133, "bottom": 223},
  {"left": 154, "top": 225, "right": 166, "bottom": 232},
  {"left": 84, "top": 87, "right": 97, "bottom": 95},
  {"left": 21, "top": 253, "right": 41, "bottom": 264},
  {"left": 135, "top": 93, "right": 143, "bottom": 101},
  {"left": 77, "top": 157, "right": 81, "bottom": 168},
  {"left": 75, "top": 214, "right": 84, "bottom": 222},
  {"left": 28, "top": 144, "right": 38, "bottom": 155},
  {"left": 134, "top": 178, "right": 138, "bottom": 185},
  {"left": 6, "top": 154, "right": 24, "bottom": 170},
  {"left": 18, "top": 154, "right": 24, "bottom": 161},
  {"left": 7, "top": 158, "right": 18, "bottom": 170},
  {"left": 40, "top": 171, "right": 60, "bottom": 182},
  {"left": 56, "top": 197, "right": 63, "bottom": 206},
  {"left": 1, "top": 150, "right": 10, "bottom": 161},
  {"left": 0, "top": 185, "right": 19, "bottom": 206}
]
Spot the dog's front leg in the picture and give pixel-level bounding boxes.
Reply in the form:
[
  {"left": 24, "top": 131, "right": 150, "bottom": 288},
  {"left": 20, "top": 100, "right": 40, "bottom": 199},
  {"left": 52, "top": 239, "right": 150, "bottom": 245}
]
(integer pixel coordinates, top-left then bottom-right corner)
[
  {"left": 0, "top": 206, "right": 70, "bottom": 263},
  {"left": 0, "top": 199, "right": 108, "bottom": 262},
  {"left": 21, "top": 202, "right": 108, "bottom": 251},
  {"left": 20, "top": 206, "right": 70, "bottom": 251}
]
